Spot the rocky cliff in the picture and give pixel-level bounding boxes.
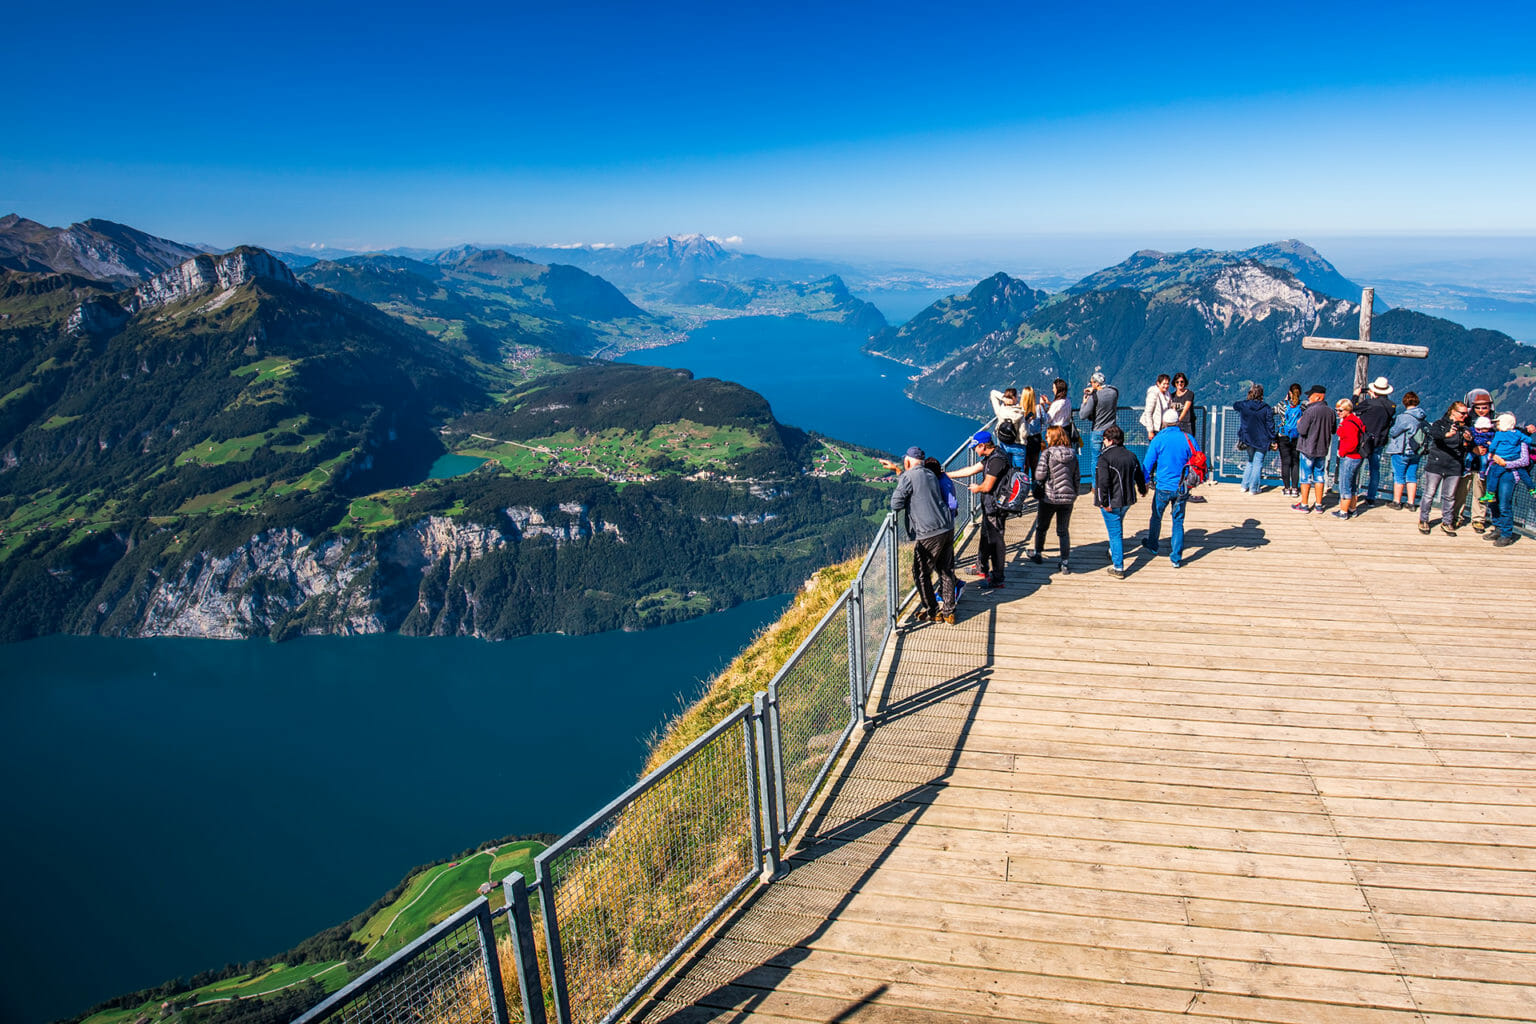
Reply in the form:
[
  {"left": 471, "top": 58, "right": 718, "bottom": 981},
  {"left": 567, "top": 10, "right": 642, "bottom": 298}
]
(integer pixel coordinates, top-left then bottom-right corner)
[{"left": 110, "top": 503, "right": 627, "bottom": 641}]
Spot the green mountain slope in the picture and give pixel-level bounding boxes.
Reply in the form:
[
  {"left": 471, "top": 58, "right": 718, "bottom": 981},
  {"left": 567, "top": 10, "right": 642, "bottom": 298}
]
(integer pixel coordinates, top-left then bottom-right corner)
[
  {"left": 864, "top": 272, "right": 1048, "bottom": 367},
  {"left": 909, "top": 261, "right": 1536, "bottom": 424},
  {"left": 297, "top": 250, "right": 667, "bottom": 359},
  {"left": 0, "top": 252, "right": 886, "bottom": 643}
]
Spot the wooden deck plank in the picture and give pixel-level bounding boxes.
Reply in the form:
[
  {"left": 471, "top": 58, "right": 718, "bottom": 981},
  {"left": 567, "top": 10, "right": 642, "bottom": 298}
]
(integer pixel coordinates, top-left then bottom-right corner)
[{"left": 632, "top": 487, "right": 1536, "bottom": 1024}]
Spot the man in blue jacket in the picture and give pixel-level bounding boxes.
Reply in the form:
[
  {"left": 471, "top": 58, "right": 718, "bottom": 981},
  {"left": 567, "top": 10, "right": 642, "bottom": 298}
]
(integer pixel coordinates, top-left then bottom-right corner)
[{"left": 1141, "top": 408, "right": 1200, "bottom": 568}]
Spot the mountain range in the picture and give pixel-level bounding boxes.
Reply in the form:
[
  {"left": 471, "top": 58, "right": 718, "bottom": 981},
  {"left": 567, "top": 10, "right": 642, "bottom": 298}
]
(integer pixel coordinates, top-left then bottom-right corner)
[
  {"left": 0, "top": 230, "right": 888, "bottom": 643},
  {"left": 882, "top": 244, "right": 1536, "bottom": 425}
]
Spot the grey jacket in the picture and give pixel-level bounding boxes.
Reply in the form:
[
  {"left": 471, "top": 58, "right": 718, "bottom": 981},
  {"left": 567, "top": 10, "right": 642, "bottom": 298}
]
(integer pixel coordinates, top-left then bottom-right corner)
[
  {"left": 1079, "top": 385, "right": 1120, "bottom": 431},
  {"left": 1036, "top": 445, "right": 1080, "bottom": 505},
  {"left": 1386, "top": 406, "right": 1428, "bottom": 456},
  {"left": 890, "top": 465, "right": 954, "bottom": 541}
]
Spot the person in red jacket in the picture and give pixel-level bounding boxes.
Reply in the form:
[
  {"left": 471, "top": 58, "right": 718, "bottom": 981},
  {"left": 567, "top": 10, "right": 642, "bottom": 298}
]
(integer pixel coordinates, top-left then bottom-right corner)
[{"left": 1334, "top": 398, "right": 1367, "bottom": 519}]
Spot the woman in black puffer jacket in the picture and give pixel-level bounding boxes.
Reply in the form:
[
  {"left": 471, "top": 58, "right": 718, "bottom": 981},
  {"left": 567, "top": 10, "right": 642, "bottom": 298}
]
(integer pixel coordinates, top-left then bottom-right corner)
[
  {"left": 1030, "top": 426, "right": 1080, "bottom": 573},
  {"left": 1418, "top": 400, "right": 1471, "bottom": 534}
]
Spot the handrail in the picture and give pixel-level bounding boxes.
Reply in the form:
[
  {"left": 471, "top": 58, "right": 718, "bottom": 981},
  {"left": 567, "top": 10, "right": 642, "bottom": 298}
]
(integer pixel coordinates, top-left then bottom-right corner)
[{"left": 292, "top": 407, "right": 1269, "bottom": 1024}]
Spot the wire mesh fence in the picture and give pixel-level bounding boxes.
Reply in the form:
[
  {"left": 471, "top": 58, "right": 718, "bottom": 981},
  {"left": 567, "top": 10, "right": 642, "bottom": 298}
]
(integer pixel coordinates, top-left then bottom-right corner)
[
  {"left": 857, "top": 523, "right": 893, "bottom": 699},
  {"left": 769, "top": 593, "right": 856, "bottom": 839},
  {"left": 535, "top": 706, "right": 759, "bottom": 1024},
  {"left": 294, "top": 900, "right": 507, "bottom": 1024}
]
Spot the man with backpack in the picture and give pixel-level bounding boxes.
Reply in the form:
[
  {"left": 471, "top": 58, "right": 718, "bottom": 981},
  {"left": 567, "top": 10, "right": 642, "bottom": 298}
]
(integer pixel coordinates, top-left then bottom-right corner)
[
  {"left": 1353, "top": 376, "right": 1396, "bottom": 504},
  {"left": 890, "top": 445, "right": 959, "bottom": 624},
  {"left": 1141, "top": 408, "right": 1203, "bottom": 568},
  {"left": 963, "top": 430, "right": 1012, "bottom": 589}
]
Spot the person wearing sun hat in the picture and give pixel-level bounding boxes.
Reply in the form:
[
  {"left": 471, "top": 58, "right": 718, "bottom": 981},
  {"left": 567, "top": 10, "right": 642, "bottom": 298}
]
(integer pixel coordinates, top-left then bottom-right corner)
[{"left": 1353, "top": 376, "right": 1396, "bottom": 505}]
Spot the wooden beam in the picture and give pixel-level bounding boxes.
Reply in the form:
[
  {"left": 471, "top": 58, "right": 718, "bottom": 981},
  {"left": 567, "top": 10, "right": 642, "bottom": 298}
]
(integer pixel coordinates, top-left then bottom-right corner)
[
  {"left": 1301, "top": 337, "right": 1429, "bottom": 358},
  {"left": 1355, "top": 288, "right": 1374, "bottom": 395}
]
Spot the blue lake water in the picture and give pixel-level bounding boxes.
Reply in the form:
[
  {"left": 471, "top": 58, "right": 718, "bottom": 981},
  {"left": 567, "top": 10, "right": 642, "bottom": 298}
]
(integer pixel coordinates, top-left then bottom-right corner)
[
  {"left": 428, "top": 452, "right": 489, "bottom": 478},
  {"left": 1, "top": 598, "right": 787, "bottom": 1024},
  {"left": 8, "top": 316, "right": 989, "bottom": 1023},
  {"left": 621, "top": 317, "right": 981, "bottom": 460}
]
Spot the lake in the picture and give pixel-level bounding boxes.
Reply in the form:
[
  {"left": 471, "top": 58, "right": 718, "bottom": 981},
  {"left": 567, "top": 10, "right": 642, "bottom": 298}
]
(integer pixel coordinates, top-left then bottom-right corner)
[
  {"left": 0, "top": 598, "right": 787, "bottom": 1024},
  {"left": 621, "top": 317, "right": 980, "bottom": 460},
  {"left": 8, "top": 316, "right": 986, "bottom": 1024}
]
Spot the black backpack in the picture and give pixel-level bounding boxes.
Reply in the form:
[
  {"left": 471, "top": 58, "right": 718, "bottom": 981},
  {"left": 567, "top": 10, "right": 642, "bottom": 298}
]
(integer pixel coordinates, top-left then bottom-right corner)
[
  {"left": 995, "top": 418, "right": 1020, "bottom": 445},
  {"left": 991, "top": 465, "right": 1030, "bottom": 515}
]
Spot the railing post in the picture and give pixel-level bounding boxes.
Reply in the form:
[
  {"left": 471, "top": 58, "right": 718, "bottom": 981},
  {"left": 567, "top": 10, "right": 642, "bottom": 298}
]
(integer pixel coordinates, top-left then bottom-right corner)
[
  {"left": 500, "top": 873, "right": 546, "bottom": 1024},
  {"left": 847, "top": 583, "right": 867, "bottom": 731},
  {"left": 536, "top": 868, "right": 572, "bottom": 1024},
  {"left": 752, "top": 691, "right": 782, "bottom": 880},
  {"left": 886, "top": 515, "right": 898, "bottom": 634}
]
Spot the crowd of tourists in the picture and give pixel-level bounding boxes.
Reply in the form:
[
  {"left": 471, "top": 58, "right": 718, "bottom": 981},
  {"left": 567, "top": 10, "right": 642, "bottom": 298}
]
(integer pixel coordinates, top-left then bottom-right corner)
[{"left": 889, "top": 368, "right": 1533, "bottom": 625}]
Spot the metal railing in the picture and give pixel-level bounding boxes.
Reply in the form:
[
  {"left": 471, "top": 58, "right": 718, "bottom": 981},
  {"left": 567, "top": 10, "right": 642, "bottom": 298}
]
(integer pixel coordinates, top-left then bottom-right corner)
[
  {"left": 293, "top": 405, "right": 1275, "bottom": 1024},
  {"left": 289, "top": 430, "right": 967, "bottom": 1024}
]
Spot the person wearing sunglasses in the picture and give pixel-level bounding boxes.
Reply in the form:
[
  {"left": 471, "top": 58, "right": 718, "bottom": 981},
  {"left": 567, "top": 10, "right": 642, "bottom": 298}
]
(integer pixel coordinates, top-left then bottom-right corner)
[{"left": 1419, "top": 401, "right": 1473, "bottom": 535}]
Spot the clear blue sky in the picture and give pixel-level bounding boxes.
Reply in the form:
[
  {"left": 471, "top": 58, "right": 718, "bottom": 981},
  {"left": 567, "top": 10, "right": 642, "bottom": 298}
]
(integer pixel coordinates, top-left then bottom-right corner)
[{"left": 4, "top": 0, "right": 1534, "bottom": 259}]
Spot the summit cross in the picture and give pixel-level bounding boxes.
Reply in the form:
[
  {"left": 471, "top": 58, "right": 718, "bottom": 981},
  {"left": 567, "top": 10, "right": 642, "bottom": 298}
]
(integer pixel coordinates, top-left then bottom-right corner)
[{"left": 1303, "top": 286, "right": 1428, "bottom": 396}]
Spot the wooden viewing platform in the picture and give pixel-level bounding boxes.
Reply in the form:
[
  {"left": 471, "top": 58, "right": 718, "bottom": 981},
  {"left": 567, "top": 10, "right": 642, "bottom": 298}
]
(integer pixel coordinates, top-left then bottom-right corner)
[{"left": 636, "top": 484, "right": 1536, "bottom": 1024}]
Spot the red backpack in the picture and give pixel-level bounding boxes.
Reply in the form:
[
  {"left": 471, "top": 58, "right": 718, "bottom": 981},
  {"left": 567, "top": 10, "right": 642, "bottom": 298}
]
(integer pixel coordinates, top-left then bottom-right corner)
[{"left": 1182, "top": 435, "right": 1208, "bottom": 490}]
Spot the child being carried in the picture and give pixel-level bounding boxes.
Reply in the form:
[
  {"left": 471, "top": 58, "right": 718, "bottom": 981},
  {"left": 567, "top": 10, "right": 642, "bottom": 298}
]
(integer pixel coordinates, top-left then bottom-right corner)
[{"left": 1479, "top": 412, "right": 1535, "bottom": 501}]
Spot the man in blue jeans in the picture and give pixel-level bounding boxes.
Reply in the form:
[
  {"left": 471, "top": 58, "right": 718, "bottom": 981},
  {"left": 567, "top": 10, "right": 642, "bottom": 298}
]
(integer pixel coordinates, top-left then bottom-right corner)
[
  {"left": 1141, "top": 408, "right": 1199, "bottom": 567},
  {"left": 1093, "top": 425, "right": 1146, "bottom": 578},
  {"left": 1079, "top": 371, "right": 1119, "bottom": 489}
]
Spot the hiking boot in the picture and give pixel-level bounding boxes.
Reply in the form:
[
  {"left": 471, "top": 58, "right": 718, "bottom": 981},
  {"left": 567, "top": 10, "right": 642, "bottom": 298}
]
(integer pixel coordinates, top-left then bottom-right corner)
[
  {"left": 1059, "top": 560, "right": 1072, "bottom": 574},
  {"left": 1483, "top": 530, "right": 1499, "bottom": 540},
  {"left": 1493, "top": 534, "right": 1517, "bottom": 547},
  {"left": 940, "top": 611, "right": 957, "bottom": 624},
  {"left": 1291, "top": 502, "right": 1310, "bottom": 513},
  {"left": 911, "top": 608, "right": 933, "bottom": 623},
  {"left": 1107, "top": 566, "right": 1126, "bottom": 579},
  {"left": 1441, "top": 523, "right": 1457, "bottom": 536},
  {"left": 1418, "top": 521, "right": 1432, "bottom": 534},
  {"left": 1331, "top": 509, "right": 1350, "bottom": 519},
  {"left": 1472, "top": 521, "right": 1486, "bottom": 532},
  {"left": 1027, "top": 550, "right": 1042, "bottom": 563}
]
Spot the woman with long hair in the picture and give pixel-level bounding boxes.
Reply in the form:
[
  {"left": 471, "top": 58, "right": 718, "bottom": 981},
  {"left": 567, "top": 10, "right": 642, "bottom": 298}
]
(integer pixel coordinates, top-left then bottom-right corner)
[
  {"left": 1030, "top": 425, "right": 1080, "bottom": 573},
  {"left": 1275, "top": 383, "right": 1303, "bottom": 496},
  {"left": 1018, "top": 385, "right": 1044, "bottom": 479}
]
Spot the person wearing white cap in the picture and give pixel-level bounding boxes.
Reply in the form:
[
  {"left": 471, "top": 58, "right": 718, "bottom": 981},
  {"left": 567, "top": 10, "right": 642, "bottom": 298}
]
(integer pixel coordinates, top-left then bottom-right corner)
[{"left": 1352, "top": 376, "right": 1396, "bottom": 505}]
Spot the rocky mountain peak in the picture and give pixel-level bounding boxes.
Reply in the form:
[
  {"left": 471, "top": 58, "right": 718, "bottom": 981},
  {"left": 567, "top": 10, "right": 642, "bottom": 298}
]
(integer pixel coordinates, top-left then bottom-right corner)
[
  {"left": 125, "top": 247, "right": 299, "bottom": 314},
  {"left": 0, "top": 214, "right": 207, "bottom": 282}
]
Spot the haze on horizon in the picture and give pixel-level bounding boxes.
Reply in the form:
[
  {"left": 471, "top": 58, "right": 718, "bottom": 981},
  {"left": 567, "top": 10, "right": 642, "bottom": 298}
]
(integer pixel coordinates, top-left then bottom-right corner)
[{"left": 4, "top": 0, "right": 1534, "bottom": 270}]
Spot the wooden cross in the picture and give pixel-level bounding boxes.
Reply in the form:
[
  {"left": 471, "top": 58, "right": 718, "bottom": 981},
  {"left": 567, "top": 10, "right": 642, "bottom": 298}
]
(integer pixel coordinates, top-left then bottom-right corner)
[{"left": 1303, "top": 287, "right": 1428, "bottom": 396}]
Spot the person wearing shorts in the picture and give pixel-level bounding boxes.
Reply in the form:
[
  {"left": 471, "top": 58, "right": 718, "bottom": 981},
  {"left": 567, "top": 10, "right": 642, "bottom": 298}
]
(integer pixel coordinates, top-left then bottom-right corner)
[{"left": 1294, "top": 385, "right": 1334, "bottom": 513}]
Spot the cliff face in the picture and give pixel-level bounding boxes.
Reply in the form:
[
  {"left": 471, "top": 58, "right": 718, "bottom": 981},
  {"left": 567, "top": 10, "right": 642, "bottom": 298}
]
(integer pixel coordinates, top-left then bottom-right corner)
[
  {"left": 126, "top": 248, "right": 299, "bottom": 313},
  {"left": 110, "top": 504, "right": 625, "bottom": 641}
]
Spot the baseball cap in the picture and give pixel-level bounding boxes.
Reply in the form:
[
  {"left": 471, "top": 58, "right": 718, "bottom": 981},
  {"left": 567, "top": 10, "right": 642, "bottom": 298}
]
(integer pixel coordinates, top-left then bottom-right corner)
[
  {"left": 1475, "top": 416, "right": 1493, "bottom": 430},
  {"left": 970, "top": 430, "right": 993, "bottom": 448},
  {"left": 1307, "top": 385, "right": 1327, "bottom": 396},
  {"left": 905, "top": 445, "right": 925, "bottom": 460}
]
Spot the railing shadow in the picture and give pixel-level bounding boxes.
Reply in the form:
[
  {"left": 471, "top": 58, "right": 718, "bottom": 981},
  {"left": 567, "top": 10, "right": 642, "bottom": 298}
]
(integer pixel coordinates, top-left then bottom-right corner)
[{"left": 630, "top": 586, "right": 997, "bottom": 1022}]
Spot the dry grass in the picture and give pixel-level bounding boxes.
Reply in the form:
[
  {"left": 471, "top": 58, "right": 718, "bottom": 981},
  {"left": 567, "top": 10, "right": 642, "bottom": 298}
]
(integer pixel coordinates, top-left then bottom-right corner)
[{"left": 641, "top": 554, "right": 861, "bottom": 774}]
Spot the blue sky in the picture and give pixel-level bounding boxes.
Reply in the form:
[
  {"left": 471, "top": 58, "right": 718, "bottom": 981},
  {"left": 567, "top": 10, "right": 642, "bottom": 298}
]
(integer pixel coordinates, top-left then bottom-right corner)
[{"left": 5, "top": 0, "right": 1535, "bottom": 259}]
